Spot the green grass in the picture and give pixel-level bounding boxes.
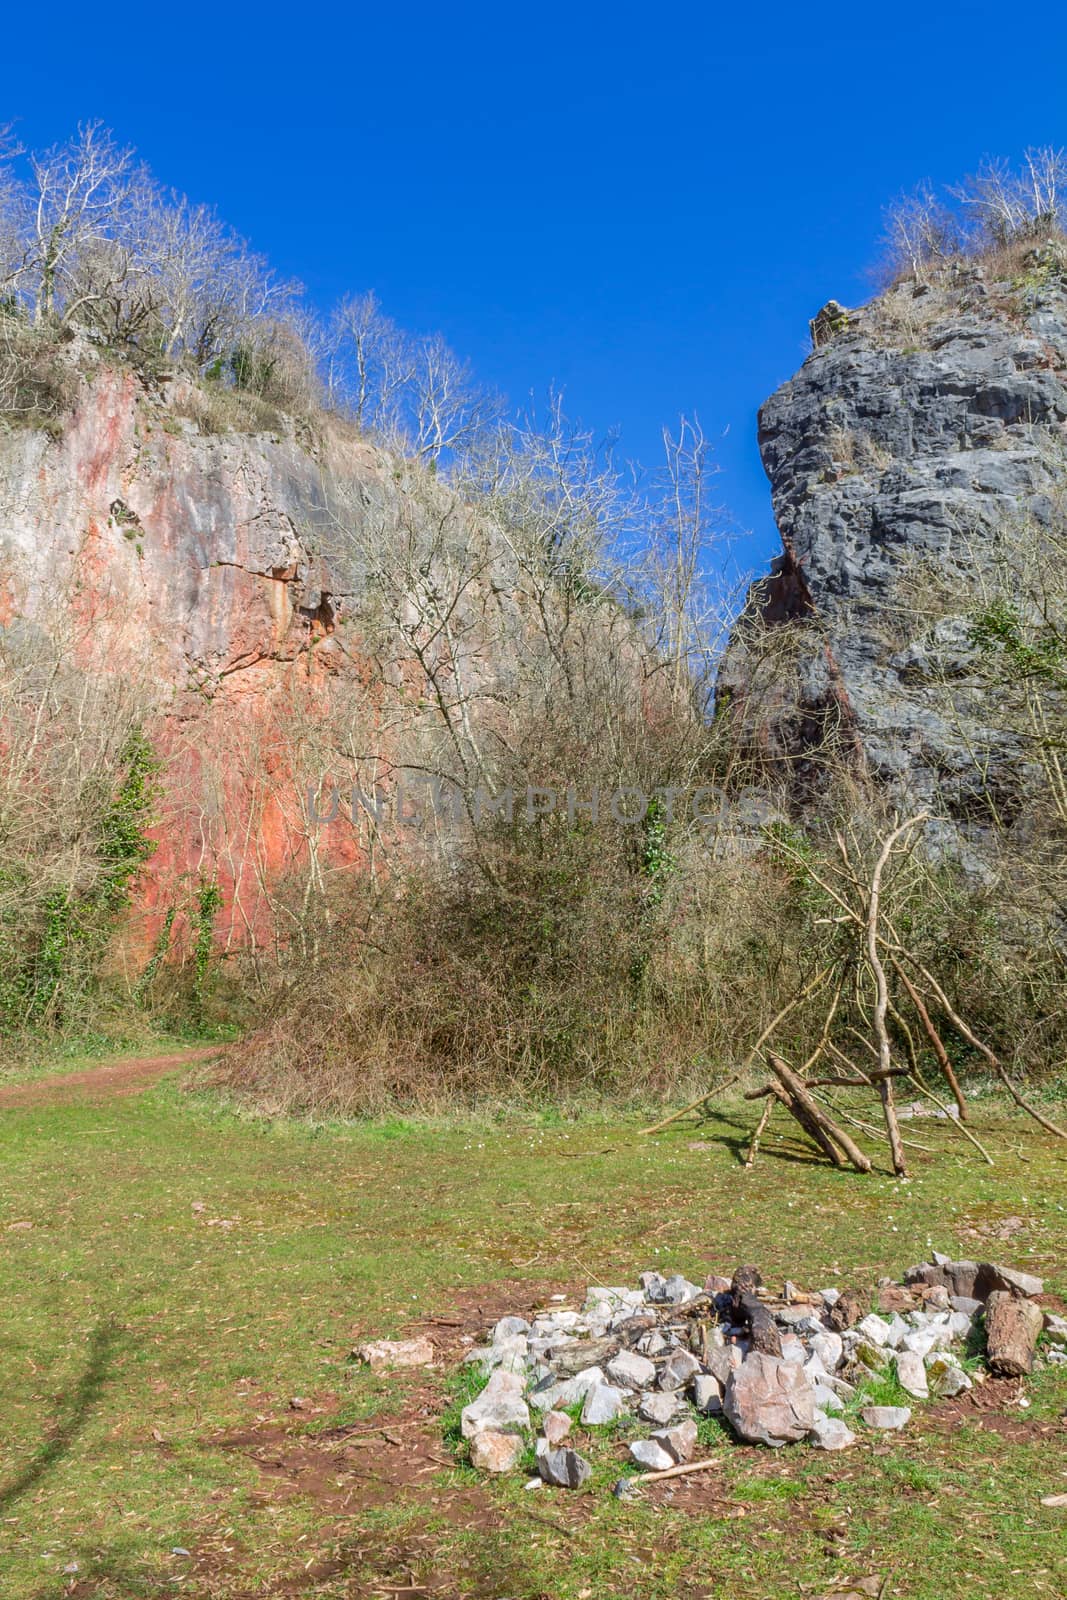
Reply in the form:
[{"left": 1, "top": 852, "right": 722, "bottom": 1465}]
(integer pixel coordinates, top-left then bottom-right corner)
[{"left": 0, "top": 1063, "right": 1065, "bottom": 1597}]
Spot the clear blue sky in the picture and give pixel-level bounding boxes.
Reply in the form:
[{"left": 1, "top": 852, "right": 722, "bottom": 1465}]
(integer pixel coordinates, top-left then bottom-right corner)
[{"left": 3, "top": 2, "right": 1066, "bottom": 575}]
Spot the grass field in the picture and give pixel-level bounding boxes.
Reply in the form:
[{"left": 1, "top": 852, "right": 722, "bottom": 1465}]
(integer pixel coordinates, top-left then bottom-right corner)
[{"left": 0, "top": 1051, "right": 1065, "bottom": 1598}]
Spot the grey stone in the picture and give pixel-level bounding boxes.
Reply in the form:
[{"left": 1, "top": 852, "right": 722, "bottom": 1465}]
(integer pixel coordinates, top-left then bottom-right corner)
[
  {"left": 606, "top": 1350, "right": 657, "bottom": 1389},
  {"left": 651, "top": 1419, "right": 698, "bottom": 1464},
  {"left": 895, "top": 1349, "right": 929, "bottom": 1399},
  {"left": 860, "top": 1405, "right": 911, "bottom": 1431},
  {"left": 950, "top": 1296, "right": 982, "bottom": 1317},
  {"left": 638, "top": 1390, "right": 684, "bottom": 1424},
  {"left": 706, "top": 1343, "right": 742, "bottom": 1387},
  {"left": 810, "top": 1330, "right": 844, "bottom": 1371},
  {"left": 581, "top": 1383, "right": 628, "bottom": 1426},
  {"left": 926, "top": 1356, "right": 972, "bottom": 1398},
  {"left": 719, "top": 275, "right": 1067, "bottom": 853},
  {"left": 637, "top": 1330, "right": 669, "bottom": 1357},
  {"left": 856, "top": 1313, "right": 891, "bottom": 1346},
  {"left": 492, "top": 1315, "right": 531, "bottom": 1343},
  {"left": 461, "top": 1375, "right": 531, "bottom": 1440},
  {"left": 658, "top": 1350, "right": 703, "bottom": 1390},
  {"left": 809, "top": 1412, "right": 857, "bottom": 1450},
  {"left": 691, "top": 1375, "right": 724, "bottom": 1414},
  {"left": 854, "top": 1340, "right": 891, "bottom": 1372},
  {"left": 538, "top": 1448, "right": 592, "bottom": 1489},
  {"left": 779, "top": 1333, "right": 807, "bottom": 1365},
  {"left": 724, "top": 1353, "right": 818, "bottom": 1447},
  {"left": 883, "top": 1315, "right": 909, "bottom": 1349},
  {"left": 1043, "top": 1312, "right": 1067, "bottom": 1346},
  {"left": 661, "top": 1274, "right": 703, "bottom": 1305},
  {"left": 975, "top": 1262, "right": 1045, "bottom": 1300},
  {"left": 812, "top": 1382, "right": 844, "bottom": 1414},
  {"left": 629, "top": 1438, "right": 675, "bottom": 1472}
]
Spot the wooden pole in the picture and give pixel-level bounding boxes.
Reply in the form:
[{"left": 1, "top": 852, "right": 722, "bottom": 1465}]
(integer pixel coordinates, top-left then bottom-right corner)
[
  {"left": 893, "top": 961, "right": 968, "bottom": 1122},
  {"left": 767, "top": 1054, "right": 872, "bottom": 1172}
]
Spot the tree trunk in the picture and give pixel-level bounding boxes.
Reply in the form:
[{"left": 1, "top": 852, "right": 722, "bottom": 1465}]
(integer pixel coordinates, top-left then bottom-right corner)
[{"left": 984, "top": 1291, "right": 1043, "bottom": 1376}]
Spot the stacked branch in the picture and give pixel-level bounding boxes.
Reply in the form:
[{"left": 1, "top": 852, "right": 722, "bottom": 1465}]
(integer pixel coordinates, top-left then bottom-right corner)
[{"left": 647, "top": 811, "right": 1064, "bottom": 1173}]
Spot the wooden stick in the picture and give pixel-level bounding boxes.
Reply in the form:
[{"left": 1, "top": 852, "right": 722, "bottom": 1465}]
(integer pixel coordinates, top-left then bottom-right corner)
[
  {"left": 906, "top": 1072, "right": 995, "bottom": 1165},
  {"left": 767, "top": 1053, "right": 872, "bottom": 1172},
  {"left": 899, "top": 952, "right": 1066, "bottom": 1140},
  {"left": 639, "top": 964, "right": 833, "bottom": 1135},
  {"left": 639, "top": 1072, "right": 741, "bottom": 1137},
  {"left": 812, "top": 1090, "right": 934, "bottom": 1153},
  {"left": 866, "top": 815, "right": 928, "bottom": 1175},
  {"left": 893, "top": 961, "right": 968, "bottom": 1121},
  {"left": 638, "top": 1454, "right": 722, "bottom": 1484},
  {"left": 744, "top": 1097, "right": 773, "bottom": 1169},
  {"left": 767, "top": 1079, "right": 845, "bottom": 1168}
]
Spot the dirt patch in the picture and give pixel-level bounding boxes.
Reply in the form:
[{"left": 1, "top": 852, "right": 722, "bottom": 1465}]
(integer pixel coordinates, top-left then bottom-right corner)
[
  {"left": 402, "top": 1277, "right": 581, "bottom": 1365},
  {"left": 0, "top": 1045, "right": 224, "bottom": 1108},
  {"left": 929, "top": 1374, "right": 1067, "bottom": 1442}
]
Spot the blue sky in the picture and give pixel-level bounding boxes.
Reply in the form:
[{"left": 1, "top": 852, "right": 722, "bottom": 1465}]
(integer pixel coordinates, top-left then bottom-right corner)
[{"left": 3, "top": 2, "right": 1066, "bottom": 576}]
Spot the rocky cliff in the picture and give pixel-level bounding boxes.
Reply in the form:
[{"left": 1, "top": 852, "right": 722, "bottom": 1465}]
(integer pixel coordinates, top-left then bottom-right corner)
[
  {"left": 723, "top": 248, "right": 1067, "bottom": 849},
  {"left": 0, "top": 354, "right": 540, "bottom": 953}
]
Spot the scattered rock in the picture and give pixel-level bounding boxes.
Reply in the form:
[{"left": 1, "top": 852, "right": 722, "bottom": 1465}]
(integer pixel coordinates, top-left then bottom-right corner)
[
  {"left": 856, "top": 1313, "right": 891, "bottom": 1346},
  {"left": 461, "top": 1370, "right": 530, "bottom": 1440},
  {"left": 638, "top": 1391, "right": 683, "bottom": 1425},
  {"left": 691, "top": 1374, "right": 723, "bottom": 1414},
  {"left": 895, "top": 1350, "right": 929, "bottom": 1399},
  {"left": 542, "top": 1409, "right": 571, "bottom": 1445},
  {"left": 538, "top": 1448, "right": 592, "bottom": 1489},
  {"left": 975, "top": 1263, "right": 1044, "bottom": 1301},
  {"left": 581, "top": 1383, "right": 628, "bottom": 1426},
  {"left": 652, "top": 1419, "right": 698, "bottom": 1463},
  {"left": 809, "top": 1412, "right": 857, "bottom": 1451},
  {"left": 860, "top": 1405, "right": 911, "bottom": 1431},
  {"left": 606, "top": 1349, "right": 657, "bottom": 1389},
  {"left": 492, "top": 1315, "right": 531, "bottom": 1342},
  {"left": 658, "top": 1349, "right": 702, "bottom": 1390},
  {"left": 811, "top": 1331, "right": 844, "bottom": 1371},
  {"left": 926, "top": 1356, "right": 972, "bottom": 1399},
  {"left": 1043, "top": 1312, "right": 1067, "bottom": 1346},
  {"left": 471, "top": 1430, "right": 524, "bottom": 1473},
  {"left": 629, "top": 1438, "right": 675, "bottom": 1472},
  {"left": 827, "top": 1289, "right": 866, "bottom": 1331},
  {"left": 354, "top": 1336, "right": 435, "bottom": 1371}
]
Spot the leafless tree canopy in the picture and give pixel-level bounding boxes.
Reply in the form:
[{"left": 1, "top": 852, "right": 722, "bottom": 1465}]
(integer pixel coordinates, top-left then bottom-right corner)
[{"left": 881, "top": 146, "right": 1067, "bottom": 282}]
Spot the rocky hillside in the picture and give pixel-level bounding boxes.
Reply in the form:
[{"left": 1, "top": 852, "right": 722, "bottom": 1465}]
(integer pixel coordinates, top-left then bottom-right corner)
[
  {"left": 0, "top": 351, "right": 564, "bottom": 953},
  {"left": 723, "top": 246, "right": 1067, "bottom": 851}
]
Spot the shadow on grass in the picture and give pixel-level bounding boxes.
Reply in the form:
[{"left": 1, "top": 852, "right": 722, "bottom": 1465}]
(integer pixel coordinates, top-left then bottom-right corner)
[{"left": 0, "top": 1319, "right": 121, "bottom": 1511}]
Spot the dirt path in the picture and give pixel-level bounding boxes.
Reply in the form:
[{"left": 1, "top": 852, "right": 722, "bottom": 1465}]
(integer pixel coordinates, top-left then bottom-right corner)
[{"left": 0, "top": 1044, "right": 224, "bottom": 1109}]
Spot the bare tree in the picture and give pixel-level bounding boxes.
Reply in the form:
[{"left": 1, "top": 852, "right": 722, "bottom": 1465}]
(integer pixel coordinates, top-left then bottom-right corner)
[
  {"left": 881, "top": 182, "right": 962, "bottom": 282},
  {"left": 26, "top": 121, "right": 135, "bottom": 327},
  {"left": 953, "top": 146, "right": 1067, "bottom": 246}
]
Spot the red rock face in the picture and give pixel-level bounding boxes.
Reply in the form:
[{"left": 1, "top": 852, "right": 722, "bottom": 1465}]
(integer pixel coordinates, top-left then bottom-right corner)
[
  {"left": 1, "top": 363, "right": 407, "bottom": 957},
  {"left": 6, "top": 361, "right": 652, "bottom": 967}
]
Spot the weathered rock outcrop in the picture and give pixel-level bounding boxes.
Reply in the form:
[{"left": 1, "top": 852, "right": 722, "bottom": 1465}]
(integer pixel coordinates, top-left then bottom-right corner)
[
  {"left": 722, "top": 251, "right": 1067, "bottom": 846},
  {"left": 0, "top": 358, "right": 534, "bottom": 950}
]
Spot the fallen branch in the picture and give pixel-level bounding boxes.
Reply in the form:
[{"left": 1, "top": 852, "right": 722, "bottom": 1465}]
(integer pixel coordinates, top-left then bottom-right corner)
[
  {"left": 767, "top": 1053, "right": 872, "bottom": 1173},
  {"left": 637, "top": 1454, "right": 722, "bottom": 1485}
]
